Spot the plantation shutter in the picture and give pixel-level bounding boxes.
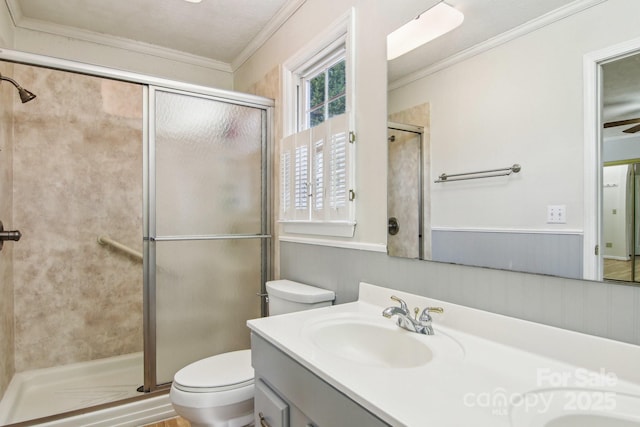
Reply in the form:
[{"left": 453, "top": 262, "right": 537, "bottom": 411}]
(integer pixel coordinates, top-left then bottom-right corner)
[
  {"left": 293, "top": 128, "right": 311, "bottom": 221},
  {"left": 327, "top": 113, "right": 350, "bottom": 221},
  {"left": 280, "top": 134, "right": 293, "bottom": 219},
  {"left": 311, "top": 121, "right": 327, "bottom": 220},
  {"left": 279, "top": 114, "right": 353, "bottom": 228}
]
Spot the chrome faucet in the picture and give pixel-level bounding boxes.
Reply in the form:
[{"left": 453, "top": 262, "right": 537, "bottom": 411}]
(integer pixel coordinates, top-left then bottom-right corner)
[{"left": 382, "top": 296, "right": 443, "bottom": 335}]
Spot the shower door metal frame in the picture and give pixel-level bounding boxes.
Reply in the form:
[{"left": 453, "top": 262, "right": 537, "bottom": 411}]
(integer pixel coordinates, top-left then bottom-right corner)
[{"left": 143, "top": 85, "right": 273, "bottom": 392}]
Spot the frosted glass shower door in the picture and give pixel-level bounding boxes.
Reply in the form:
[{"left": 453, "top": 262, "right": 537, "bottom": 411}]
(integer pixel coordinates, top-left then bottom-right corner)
[{"left": 147, "top": 88, "right": 269, "bottom": 387}]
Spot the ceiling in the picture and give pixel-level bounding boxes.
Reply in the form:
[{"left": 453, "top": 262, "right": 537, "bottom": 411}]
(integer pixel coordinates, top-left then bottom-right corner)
[
  {"left": 6, "top": 0, "right": 297, "bottom": 70},
  {"left": 602, "top": 53, "right": 640, "bottom": 139},
  {"left": 6, "top": 0, "right": 637, "bottom": 138},
  {"left": 9, "top": 0, "right": 602, "bottom": 77},
  {"left": 387, "top": 0, "right": 586, "bottom": 82}
]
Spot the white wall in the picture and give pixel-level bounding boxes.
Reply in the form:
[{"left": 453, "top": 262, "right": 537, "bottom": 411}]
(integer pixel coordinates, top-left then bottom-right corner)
[
  {"left": 234, "top": 0, "right": 395, "bottom": 246},
  {"left": 0, "top": 3, "right": 14, "bottom": 48},
  {"left": 389, "top": 0, "right": 640, "bottom": 232},
  {"left": 9, "top": 27, "right": 233, "bottom": 90}
]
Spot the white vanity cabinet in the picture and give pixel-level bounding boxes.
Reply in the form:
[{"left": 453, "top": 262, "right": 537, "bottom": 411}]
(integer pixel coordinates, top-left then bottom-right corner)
[
  {"left": 248, "top": 283, "right": 640, "bottom": 426},
  {"left": 251, "top": 333, "right": 391, "bottom": 427}
]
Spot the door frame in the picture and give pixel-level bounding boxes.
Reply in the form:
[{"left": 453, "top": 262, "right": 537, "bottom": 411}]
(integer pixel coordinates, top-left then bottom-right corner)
[{"left": 583, "top": 36, "right": 640, "bottom": 281}]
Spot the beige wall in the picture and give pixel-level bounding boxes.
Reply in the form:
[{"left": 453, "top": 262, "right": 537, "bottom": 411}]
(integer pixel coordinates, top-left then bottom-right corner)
[
  {"left": 11, "top": 64, "right": 143, "bottom": 371},
  {"left": 235, "top": 0, "right": 390, "bottom": 247},
  {"left": 243, "top": 66, "right": 281, "bottom": 278},
  {"left": 0, "top": 2, "right": 14, "bottom": 49},
  {"left": 12, "top": 27, "right": 233, "bottom": 90},
  {"left": 0, "top": 1, "right": 230, "bottom": 90},
  {"left": 0, "top": 61, "right": 15, "bottom": 397}
]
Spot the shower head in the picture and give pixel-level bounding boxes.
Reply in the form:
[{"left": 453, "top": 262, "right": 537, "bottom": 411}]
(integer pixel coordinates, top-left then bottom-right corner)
[
  {"left": 0, "top": 72, "right": 36, "bottom": 103},
  {"left": 17, "top": 87, "right": 36, "bottom": 103}
]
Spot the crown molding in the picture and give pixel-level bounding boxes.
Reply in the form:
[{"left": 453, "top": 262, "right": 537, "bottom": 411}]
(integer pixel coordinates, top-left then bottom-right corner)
[
  {"left": 389, "top": 0, "right": 607, "bottom": 91},
  {"left": 4, "top": 0, "right": 307, "bottom": 74},
  {"left": 232, "top": 0, "right": 307, "bottom": 71},
  {"left": 4, "top": 0, "right": 21, "bottom": 26},
  {"left": 13, "top": 15, "right": 233, "bottom": 72}
]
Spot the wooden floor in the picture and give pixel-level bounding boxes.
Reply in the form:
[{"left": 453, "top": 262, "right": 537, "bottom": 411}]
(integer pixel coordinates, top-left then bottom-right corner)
[
  {"left": 604, "top": 257, "right": 640, "bottom": 282},
  {"left": 143, "top": 416, "right": 191, "bottom": 427}
]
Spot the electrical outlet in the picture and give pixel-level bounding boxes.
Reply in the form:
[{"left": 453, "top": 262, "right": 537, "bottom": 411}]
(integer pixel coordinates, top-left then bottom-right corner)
[
  {"left": 606, "top": 242, "right": 613, "bottom": 248},
  {"left": 547, "top": 205, "right": 566, "bottom": 224}
]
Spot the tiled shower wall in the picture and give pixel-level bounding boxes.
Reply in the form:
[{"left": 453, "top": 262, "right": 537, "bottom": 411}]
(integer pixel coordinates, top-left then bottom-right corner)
[
  {"left": 11, "top": 64, "right": 144, "bottom": 371},
  {"left": 0, "top": 61, "right": 15, "bottom": 397}
]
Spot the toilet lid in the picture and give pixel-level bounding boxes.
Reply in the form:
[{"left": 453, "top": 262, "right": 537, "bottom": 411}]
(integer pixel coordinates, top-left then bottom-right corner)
[{"left": 173, "top": 349, "right": 254, "bottom": 393}]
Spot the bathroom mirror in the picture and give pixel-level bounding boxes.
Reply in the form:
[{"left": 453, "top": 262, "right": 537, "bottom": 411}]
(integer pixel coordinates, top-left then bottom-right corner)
[{"left": 386, "top": 0, "right": 640, "bottom": 282}]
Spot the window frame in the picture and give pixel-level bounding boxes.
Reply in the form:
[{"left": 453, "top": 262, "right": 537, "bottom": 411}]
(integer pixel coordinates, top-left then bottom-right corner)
[
  {"left": 298, "top": 44, "right": 347, "bottom": 131},
  {"left": 280, "top": 9, "right": 356, "bottom": 238}
]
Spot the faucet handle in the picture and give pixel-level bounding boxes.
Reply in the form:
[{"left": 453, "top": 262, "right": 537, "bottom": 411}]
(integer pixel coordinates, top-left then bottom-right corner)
[
  {"left": 418, "top": 307, "right": 444, "bottom": 323},
  {"left": 390, "top": 295, "right": 409, "bottom": 313}
]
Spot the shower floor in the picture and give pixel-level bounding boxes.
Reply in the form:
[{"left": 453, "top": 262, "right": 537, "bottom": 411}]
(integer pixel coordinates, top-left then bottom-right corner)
[{"left": 0, "top": 352, "right": 143, "bottom": 425}]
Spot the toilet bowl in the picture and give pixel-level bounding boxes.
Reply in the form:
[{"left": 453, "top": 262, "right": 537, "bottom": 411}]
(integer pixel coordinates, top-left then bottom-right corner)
[{"left": 169, "top": 280, "right": 335, "bottom": 427}]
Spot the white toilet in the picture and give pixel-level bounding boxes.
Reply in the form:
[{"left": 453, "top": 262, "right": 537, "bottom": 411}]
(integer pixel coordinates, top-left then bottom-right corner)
[{"left": 170, "top": 280, "right": 335, "bottom": 427}]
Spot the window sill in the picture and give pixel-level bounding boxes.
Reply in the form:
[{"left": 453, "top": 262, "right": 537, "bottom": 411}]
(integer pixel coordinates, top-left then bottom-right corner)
[{"left": 279, "top": 220, "right": 356, "bottom": 237}]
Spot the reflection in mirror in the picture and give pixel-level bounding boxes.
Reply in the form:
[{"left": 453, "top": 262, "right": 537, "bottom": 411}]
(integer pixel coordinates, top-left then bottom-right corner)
[
  {"left": 602, "top": 52, "right": 640, "bottom": 284},
  {"left": 387, "top": 103, "right": 431, "bottom": 260},
  {"left": 386, "top": 0, "right": 640, "bottom": 281},
  {"left": 387, "top": 123, "right": 424, "bottom": 259},
  {"left": 602, "top": 164, "right": 640, "bottom": 282}
]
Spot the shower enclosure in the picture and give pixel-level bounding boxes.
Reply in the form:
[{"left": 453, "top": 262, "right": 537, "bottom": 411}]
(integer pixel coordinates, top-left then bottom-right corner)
[
  {"left": 387, "top": 123, "right": 424, "bottom": 259},
  {"left": 0, "top": 55, "right": 272, "bottom": 425}
]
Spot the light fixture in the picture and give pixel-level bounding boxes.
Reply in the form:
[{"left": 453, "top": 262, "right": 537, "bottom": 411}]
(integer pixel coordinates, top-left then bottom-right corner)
[
  {"left": 387, "top": 2, "right": 464, "bottom": 60},
  {"left": 183, "top": 0, "right": 202, "bottom": 3}
]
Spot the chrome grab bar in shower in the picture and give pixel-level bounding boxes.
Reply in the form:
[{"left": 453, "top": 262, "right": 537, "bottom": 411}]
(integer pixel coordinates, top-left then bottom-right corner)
[
  {"left": 435, "top": 164, "right": 521, "bottom": 183},
  {"left": 97, "top": 235, "right": 143, "bottom": 261}
]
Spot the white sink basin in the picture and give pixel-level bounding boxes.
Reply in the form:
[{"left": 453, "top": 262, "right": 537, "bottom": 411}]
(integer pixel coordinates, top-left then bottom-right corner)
[
  {"left": 510, "top": 389, "right": 640, "bottom": 427},
  {"left": 545, "top": 414, "right": 640, "bottom": 427},
  {"left": 303, "top": 313, "right": 463, "bottom": 369}
]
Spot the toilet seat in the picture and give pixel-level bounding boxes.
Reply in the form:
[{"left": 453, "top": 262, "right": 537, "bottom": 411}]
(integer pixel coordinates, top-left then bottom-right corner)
[{"left": 173, "top": 349, "right": 253, "bottom": 393}]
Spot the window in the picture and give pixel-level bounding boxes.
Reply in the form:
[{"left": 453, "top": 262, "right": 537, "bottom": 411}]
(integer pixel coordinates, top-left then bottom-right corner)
[
  {"left": 303, "top": 56, "right": 346, "bottom": 128},
  {"left": 280, "top": 9, "right": 355, "bottom": 237}
]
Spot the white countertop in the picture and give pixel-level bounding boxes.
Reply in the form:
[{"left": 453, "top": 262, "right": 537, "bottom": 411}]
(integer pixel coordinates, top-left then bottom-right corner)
[{"left": 247, "top": 282, "right": 640, "bottom": 426}]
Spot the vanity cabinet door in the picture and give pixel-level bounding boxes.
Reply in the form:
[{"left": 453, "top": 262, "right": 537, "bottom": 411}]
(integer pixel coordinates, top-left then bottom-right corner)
[
  {"left": 251, "top": 333, "right": 391, "bottom": 427},
  {"left": 255, "top": 379, "right": 289, "bottom": 427}
]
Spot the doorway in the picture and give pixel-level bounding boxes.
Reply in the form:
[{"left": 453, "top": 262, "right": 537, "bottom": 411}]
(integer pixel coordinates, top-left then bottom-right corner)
[
  {"left": 584, "top": 38, "right": 640, "bottom": 282},
  {"left": 602, "top": 162, "right": 640, "bottom": 283},
  {"left": 599, "top": 50, "right": 640, "bottom": 284}
]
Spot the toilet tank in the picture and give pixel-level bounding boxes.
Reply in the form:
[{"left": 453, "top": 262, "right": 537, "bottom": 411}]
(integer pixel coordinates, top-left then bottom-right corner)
[{"left": 266, "top": 280, "right": 335, "bottom": 316}]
